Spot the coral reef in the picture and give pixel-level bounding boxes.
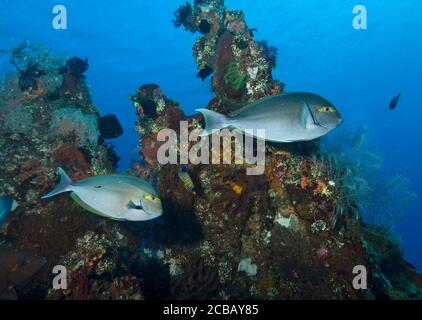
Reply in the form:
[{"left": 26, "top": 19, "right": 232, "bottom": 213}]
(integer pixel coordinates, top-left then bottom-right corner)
[
  {"left": 173, "top": 0, "right": 283, "bottom": 111},
  {"left": 123, "top": 0, "right": 422, "bottom": 300},
  {"left": 48, "top": 229, "right": 144, "bottom": 300},
  {"left": 170, "top": 257, "right": 219, "bottom": 300},
  {"left": 0, "top": 43, "right": 130, "bottom": 299},
  {"left": 0, "top": 1, "right": 419, "bottom": 301}
]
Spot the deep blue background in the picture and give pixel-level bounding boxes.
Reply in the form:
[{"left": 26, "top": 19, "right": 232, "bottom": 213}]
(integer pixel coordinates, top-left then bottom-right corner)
[{"left": 0, "top": 0, "right": 420, "bottom": 270}]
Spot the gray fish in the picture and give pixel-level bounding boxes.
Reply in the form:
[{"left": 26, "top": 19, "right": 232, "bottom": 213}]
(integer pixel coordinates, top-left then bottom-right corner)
[
  {"left": 0, "top": 246, "right": 46, "bottom": 300},
  {"left": 196, "top": 92, "right": 343, "bottom": 143},
  {"left": 389, "top": 93, "right": 401, "bottom": 110},
  {"left": 0, "top": 196, "right": 18, "bottom": 226},
  {"left": 41, "top": 168, "right": 163, "bottom": 221}
]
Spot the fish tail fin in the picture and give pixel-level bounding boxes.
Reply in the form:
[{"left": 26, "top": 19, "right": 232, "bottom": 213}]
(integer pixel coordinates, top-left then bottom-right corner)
[
  {"left": 41, "top": 167, "right": 74, "bottom": 199},
  {"left": 11, "top": 200, "right": 19, "bottom": 211},
  {"left": 195, "top": 108, "right": 229, "bottom": 136}
]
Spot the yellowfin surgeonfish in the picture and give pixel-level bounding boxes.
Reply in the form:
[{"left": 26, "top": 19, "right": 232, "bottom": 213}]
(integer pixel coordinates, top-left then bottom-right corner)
[
  {"left": 41, "top": 168, "right": 163, "bottom": 221},
  {"left": 178, "top": 166, "right": 195, "bottom": 194},
  {"left": 197, "top": 92, "right": 343, "bottom": 143}
]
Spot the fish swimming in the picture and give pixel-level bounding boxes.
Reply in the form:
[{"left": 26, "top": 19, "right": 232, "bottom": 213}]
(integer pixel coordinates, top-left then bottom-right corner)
[
  {"left": 41, "top": 168, "right": 163, "bottom": 221},
  {"left": 196, "top": 92, "right": 343, "bottom": 143},
  {"left": 389, "top": 93, "right": 401, "bottom": 110},
  {"left": 178, "top": 166, "right": 196, "bottom": 194},
  {"left": 0, "top": 246, "right": 46, "bottom": 300},
  {"left": 0, "top": 196, "right": 18, "bottom": 226}
]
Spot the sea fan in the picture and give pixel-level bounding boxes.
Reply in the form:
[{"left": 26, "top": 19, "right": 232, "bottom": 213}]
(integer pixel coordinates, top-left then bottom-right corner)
[{"left": 320, "top": 126, "right": 416, "bottom": 230}]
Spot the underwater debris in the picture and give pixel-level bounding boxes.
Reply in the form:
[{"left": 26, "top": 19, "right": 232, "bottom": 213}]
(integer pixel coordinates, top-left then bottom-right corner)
[{"left": 98, "top": 114, "right": 124, "bottom": 139}]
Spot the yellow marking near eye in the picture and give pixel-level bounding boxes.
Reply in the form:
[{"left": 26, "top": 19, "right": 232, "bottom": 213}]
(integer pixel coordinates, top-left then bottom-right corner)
[
  {"left": 144, "top": 194, "right": 160, "bottom": 202},
  {"left": 318, "top": 106, "right": 336, "bottom": 113}
]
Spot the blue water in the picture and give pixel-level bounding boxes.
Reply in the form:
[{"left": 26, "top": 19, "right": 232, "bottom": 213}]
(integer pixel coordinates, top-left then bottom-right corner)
[{"left": 0, "top": 0, "right": 421, "bottom": 270}]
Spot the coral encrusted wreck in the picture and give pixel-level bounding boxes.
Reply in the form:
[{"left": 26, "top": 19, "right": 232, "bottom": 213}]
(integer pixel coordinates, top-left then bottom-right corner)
[
  {"left": 0, "top": 1, "right": 420, "bottom": 300},
  {"left": 129, "top": 0, "right": 422, "bottom": 300}
]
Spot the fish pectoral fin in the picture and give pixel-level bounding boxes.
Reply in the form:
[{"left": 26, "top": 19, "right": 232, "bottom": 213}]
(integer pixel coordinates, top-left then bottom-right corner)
[
  {"left": 127, "top": 201, "right": 143, "bottom": 210},
  {"left": 302, "top": 101, "right": 319, "bottom": 129}
]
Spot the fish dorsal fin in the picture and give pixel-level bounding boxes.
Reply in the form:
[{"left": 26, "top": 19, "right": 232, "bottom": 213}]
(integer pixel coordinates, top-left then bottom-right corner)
[{"left": 70, "top": 193, "right": 124, "bottom": 221}]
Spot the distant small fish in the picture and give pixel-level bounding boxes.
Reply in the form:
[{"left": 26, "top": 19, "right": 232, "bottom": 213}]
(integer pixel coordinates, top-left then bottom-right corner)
[
  {"left": 0, "top": 196, "right": 18, "bottom": 226},
  {"left": 178, "top": 166, "right": 195, "bottom": 194},
  {"left": 248, "top": 28, "right": 258, "bottom": 37},
  {"left": 41, "top": 168, "right": 163, "bottom": 221},
  {"left": 389, "top": 93, "right": 402, "bottom": 110}
]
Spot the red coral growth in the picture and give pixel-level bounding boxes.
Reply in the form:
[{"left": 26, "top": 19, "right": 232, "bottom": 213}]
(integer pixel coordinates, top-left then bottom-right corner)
[
  {"left": 52, "top": 143, "right": 91, "bottom": 179},
  {"left": 165, "top": 104, "right": 185, "bottom": 132},
  {"left": 16, "top": 159, "right": 49, "bottom": 189},
  {"left": 60, "top": 71, "right": 78, "bottom": 96},
  {"left": 141, "top": 135, "right": 160, "bottom": 165},
  {"left": 213, "top": 31, "right": 245, "bottom": 102}
]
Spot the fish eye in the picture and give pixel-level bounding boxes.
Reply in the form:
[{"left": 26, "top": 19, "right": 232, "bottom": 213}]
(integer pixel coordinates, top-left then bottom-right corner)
[
  {"left": 144, "top": 194, "right": 160, "bottom": 202},
  {"left": 318, "top": 106, "right": 336, "bottom": 113}
]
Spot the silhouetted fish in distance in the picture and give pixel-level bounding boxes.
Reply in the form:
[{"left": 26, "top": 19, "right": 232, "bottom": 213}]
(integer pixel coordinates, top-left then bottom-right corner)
[{"left": 389, "top": 93, "right": 402, "bottom": 110}]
